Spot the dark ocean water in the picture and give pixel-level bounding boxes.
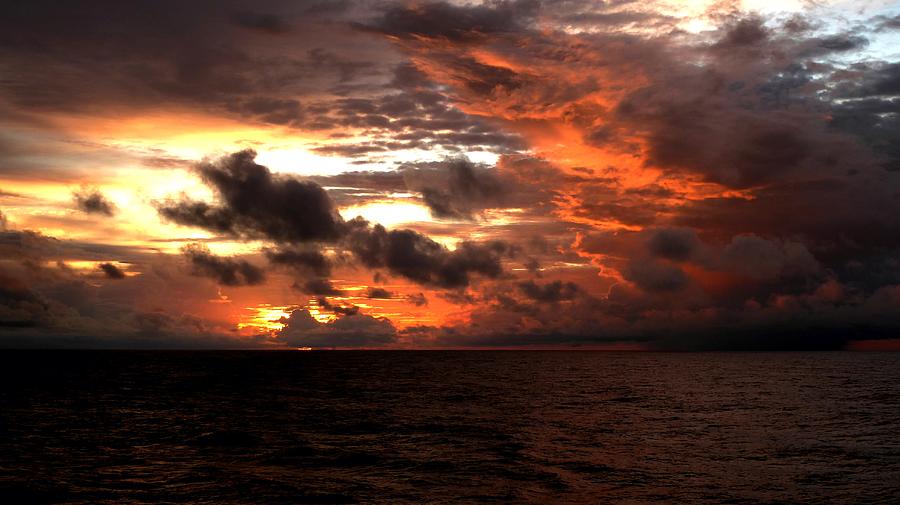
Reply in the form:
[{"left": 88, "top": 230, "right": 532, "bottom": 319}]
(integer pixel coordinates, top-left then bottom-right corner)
[{"left": 1, "top": 351, "right": 899, "bottom": 504}]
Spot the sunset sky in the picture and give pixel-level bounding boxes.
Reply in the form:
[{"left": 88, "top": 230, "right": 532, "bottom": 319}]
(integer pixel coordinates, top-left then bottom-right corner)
[{"left": 2, "top": 0, "right": 899, "bottom": 349}]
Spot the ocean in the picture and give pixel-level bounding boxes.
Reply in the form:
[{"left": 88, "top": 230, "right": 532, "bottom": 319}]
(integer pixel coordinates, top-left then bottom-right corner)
[{"left": 1, "top": 351, "right": 898, "bottom": 504}]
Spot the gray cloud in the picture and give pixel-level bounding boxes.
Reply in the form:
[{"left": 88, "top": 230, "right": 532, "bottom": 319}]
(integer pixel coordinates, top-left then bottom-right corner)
[
  {"left": 346, "top": 223, "right": 511, "bottom": 289},
  {"left": 98, "top": 262, "right": 125, "bottom": 280},
  {"left": 73, "top": 188, "right": 115, "bottom": 216},
  {"left": 158, "top": 150, "right": 346, "bottom": 243},
  {"left": 277, "top": 309, "right": 396, "bottom": 348},
  {"left": 182, "top": 243, "right": 266, "bottom": 286}
]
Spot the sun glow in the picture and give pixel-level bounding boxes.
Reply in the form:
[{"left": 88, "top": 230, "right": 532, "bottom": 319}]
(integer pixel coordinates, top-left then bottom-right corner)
[
  {"left": 238, "top": 304, "right": 294, "bottom": 332},
  {"left": 340, "top": 200, "right": 433, "bottom": 227}
]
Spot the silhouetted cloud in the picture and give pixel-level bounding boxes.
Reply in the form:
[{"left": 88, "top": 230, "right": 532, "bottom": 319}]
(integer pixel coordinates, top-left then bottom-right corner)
[
  {"left": 346, "top": 223, "right": 511, "bottom": 288},
  {"left": 300, "top": 278, "right": 341, "bottom": 295},
  {"left": 277, "top": 309, "right": 396, "bottom": 347},
  {"left": 624, "top": 258, "right": 688, "bottom": 293},
  {"left": 73, "top": 188, "right": 115, "bottom": 216},
  {"left": 98, "top": 262, "right": 125, "bottom": 279},
  {"left": 647, "top": 228, "right": 701, "bottom": 262},
  {"left": 265, "top": 247, "right": 331, "bottom": 277},
  {"left": 366, "top": 287, "right": 393, "bottom": 299},
  {"left": 518, "top": 280, "right": 579, "bottom": 302},
  {"left": 182, "top": 243, "right": 265, "bottom": 286},
  {"left": 158, "top": 150, "right": 346, "bottom": 243},
  {"left": 403, "top": 158, "right": 505, "bottom": 220},
  {"left": 407, "top": 292, "right": 428, "bottom": 306},
  {"left": 317, "top": 297, "right": 360, "bottom": 316}
]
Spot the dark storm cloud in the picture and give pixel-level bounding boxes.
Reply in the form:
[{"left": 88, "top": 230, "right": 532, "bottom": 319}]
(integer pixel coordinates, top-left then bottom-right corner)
[
  {"left": 182, "top": 243, "right": 266, "bottom": 286},
  {"left": 277, "top": 309, "right": 396, "bottom": 348},
  {"left": 346, "top": 223, "right": 511, "bottom": 289},
  {"left": 158, "top": 150, "right": 346, "bottom": 243},
  {"left": 98, "top": 263, "right": 125, "bottom": 280},
  {"left": 73, "top": 188, "right": 115, "bottom": 216}
]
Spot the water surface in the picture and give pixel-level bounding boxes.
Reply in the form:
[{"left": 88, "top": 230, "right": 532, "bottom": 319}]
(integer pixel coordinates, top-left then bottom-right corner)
[{"left": 1, "top": 351, "right": 898, "bottom": 503}]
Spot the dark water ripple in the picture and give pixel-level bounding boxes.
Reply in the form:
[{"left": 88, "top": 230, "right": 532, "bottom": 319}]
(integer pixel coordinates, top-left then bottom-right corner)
[{"left": 1, "top": 351, "right": 899, "bottom": 504}]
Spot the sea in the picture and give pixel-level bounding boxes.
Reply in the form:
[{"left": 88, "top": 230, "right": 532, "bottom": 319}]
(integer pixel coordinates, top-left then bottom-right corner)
[{"left": 1, "top": 351, "right": 898, "bottom": 504}]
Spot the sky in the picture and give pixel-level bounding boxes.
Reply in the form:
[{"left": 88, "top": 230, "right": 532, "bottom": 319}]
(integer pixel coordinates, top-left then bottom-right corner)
[{"left": 1, "top": 0, "right": 899, "bottom": 349}]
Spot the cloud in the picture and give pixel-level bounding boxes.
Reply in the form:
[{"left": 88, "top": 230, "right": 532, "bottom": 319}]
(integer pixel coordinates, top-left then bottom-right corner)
[
  {"left": 182, "top": 243, "right": 265, "bottom": 286},
  {"left": 158, "top": 150, "right": 346, "bottom": 243},
  {"left": 624, "top": 258, "right": 689, "bottom": 293},
  {"left": 73, "top": 188, "right": 115, "bottom": 216},
  {"left": 277, "top": 309, "right": 396, "bottom": 348},
  {"left": 366, "top": 287, "right": 393, "bottom": 299},
  {"left": 265, "top": 247, "right": 331, "bottom": 277},
  {"left": 362, "top": 1, "right": 534, "bottom": 43},
  {"left": 317, "top": 297, "right": 359, "bottom": 316},
  {"left": 719, "top": 235, "right": 821, "bottom": 282},
  {"left": 98, "top": 262, "right": 125, "bottom": 279},
  {"left": 158, "top": 150, "right": 516, "bottom": 293},
  {"left": 229, "top": 10, "right": 290, "bottom": 34},
  {"left": 346, "top": 223, "right": 511, "bottom": 288},
  {"left": 518, "top": 280, "right": 580, "bottom": 302},
  {"left": 300, "top": 278, "right": 341, "bottom": 295},
  {"left": 646, "top": 228, "right": 701, "bottom": 262},
  {"left": 716, "top": 15, "right": 769, "bottom": 48},
  {"left": 0, "top": 225, "right": 256, "bottom": 348},
  {"left": 403, "top": 158, "right": 505, "bottom": 220},
  {"left": 5, "top": 1, "right": 900, "bottom": 349},
  {"left": 406, "top": 292, "right": 428, "bottom": 306}
]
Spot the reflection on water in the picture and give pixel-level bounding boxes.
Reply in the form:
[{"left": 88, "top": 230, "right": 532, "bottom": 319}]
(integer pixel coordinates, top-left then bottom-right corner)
[{"left": 1, "top": 351, "right": 899, "bottom": 503}]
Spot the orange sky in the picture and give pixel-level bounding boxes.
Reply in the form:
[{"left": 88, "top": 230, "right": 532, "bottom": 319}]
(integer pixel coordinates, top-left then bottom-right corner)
[{"left": 2, "top": 0, "right": 899, "bottom": 349}]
